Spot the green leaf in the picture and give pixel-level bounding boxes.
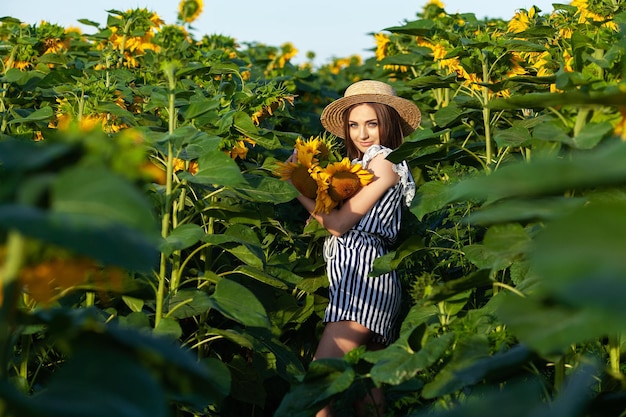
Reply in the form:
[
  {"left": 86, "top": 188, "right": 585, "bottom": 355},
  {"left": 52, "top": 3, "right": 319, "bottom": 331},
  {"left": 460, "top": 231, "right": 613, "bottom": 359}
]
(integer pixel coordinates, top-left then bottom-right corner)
[
  {"left": 181, "top": 150, "right": 245, "bottom": 187},
  {"left": 208, "top": 279, "right": 271, "bottom": 329},
  {"left": 203, "top": 232, "right": 265, "bottom": 268},
  {"left": 466, "top": 197, "right": 586, "bottom": 225},
  {"left": 367, "top": 332, "right": 455, "bottom": 386},
  {"left": 463, "top": 224, "right": 530, "bottom": 272},
  {"left": 24, "top": 339, "right": 169, "bottom": 417},
  {"left": 234, "top": 265, "right": 289, "bottom": 290},
  {"left": 495, "top": 293, "right": 621, "bottom": 356},
  {"left": 166, "top": 289, "right": 213, "bottom": 320},
  {"left": 153, "top": 317, "right": 183, "bottom": 339},
  {"left": 531, "top": 200, "right": 626, "bottom": 318},
  {"left": 161, "top": 224, "right": 206, "bottom": 256},
  {"left": 384, "top": 19, "right": 435, "bottom": 35},
  {"left": 0, "top": 139, "right": 72, "bottom": 171},
  {"left": 426, "top": 270, "right": 493, "bottom": 303},
  {"left": 246, "top": 328, "right": 307, "bottom": 383},
  {"left": 573, "top": 121, "right": 613, "bottom": 150},
  {"left": 408, "top": 74, "right": 458, "bottom": 90},
  {"left": 502, "top": 40, "right": 547, "bottom": 52},
  {"left": 434, "top": 104, "right": 463, "bottom": 128},
  {"left": 422, "top": 334, "right": 490, "bottom": 399},
  {"left": 388, "top": 128, "right": 445, "bottom": 163},
  {"left": 532, "top": 122, "right": 573, "bottom": 145},
  {"left": 274, "top": 359, "right": 355, "bottom": 417},
  {"left": 53, "top": 166, "right": 157, "bottom": 234},
  {"left": 8, "top": 106, "right": 53, "bottom": 124},
  {"left": 0, "top": 205, "right": 158, "bottom": 272},
  {"left": 493, "top": 126, "right": 532, "bottom": 148},
  {"left": 446, "top": 141, "right": 626, "bottom": 204},
  {"left": 370, "top": 235, "right": 425, "bottom": 276},
  {"left": 489, "top": 88, "right": 626, "bottom": 110},
  {"left": 235, "top": 173, "right": 299, "bottom": 203},
  {"left": 422, "top": 344, "right": 533, "bottom": 397},
  {"left": 182, "top": 95, "right": 220, "bottom": 120},
  {"left": 410, "top": 181, "right": 450, "bottom": 220}
]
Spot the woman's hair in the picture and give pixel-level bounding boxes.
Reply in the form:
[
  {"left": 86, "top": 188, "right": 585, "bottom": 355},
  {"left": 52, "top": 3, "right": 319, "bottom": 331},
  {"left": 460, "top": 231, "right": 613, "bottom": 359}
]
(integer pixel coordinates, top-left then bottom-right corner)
[{"left": 342, "top": 102, "right": 405, "bottom": 160}]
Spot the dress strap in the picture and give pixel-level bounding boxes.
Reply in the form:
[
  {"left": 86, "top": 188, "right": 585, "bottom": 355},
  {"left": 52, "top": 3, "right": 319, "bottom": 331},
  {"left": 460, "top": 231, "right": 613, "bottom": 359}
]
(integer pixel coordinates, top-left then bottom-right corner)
[{"left": 323, "top": 235, "right": 338, "bottom": 261}]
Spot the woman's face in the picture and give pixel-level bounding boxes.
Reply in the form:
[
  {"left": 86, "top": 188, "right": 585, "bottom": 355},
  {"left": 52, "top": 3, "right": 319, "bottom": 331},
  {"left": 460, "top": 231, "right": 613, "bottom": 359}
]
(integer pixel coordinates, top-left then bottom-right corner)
[{"left": 348, "top": 103, "right": 380, "bottom": 155}]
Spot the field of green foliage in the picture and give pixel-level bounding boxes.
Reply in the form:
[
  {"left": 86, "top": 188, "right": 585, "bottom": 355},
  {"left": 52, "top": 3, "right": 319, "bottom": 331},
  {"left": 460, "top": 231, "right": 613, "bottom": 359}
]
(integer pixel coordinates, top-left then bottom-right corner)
[{"left": 2, "top": 0, "right": 626, "bottom": 416}]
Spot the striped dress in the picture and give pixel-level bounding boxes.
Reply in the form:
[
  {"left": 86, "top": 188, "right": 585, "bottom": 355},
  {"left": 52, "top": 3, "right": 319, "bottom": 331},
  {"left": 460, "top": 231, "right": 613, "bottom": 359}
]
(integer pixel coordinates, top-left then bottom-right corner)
[{"left": 323, "top": 145, "right": 415, "bottom": 345}]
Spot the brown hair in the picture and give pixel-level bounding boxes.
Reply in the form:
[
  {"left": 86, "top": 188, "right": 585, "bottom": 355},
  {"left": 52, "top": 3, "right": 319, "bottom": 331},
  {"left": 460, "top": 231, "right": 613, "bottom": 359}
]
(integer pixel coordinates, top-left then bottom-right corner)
[{"left": 342, "top": 102, "right": 405, "bottom": 160}]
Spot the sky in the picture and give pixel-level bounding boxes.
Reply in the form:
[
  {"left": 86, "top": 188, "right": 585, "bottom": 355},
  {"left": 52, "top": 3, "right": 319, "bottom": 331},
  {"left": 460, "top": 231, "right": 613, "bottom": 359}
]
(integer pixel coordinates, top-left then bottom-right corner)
[{"left": 4, "top": 0, "right": 558, "bottom": 66}]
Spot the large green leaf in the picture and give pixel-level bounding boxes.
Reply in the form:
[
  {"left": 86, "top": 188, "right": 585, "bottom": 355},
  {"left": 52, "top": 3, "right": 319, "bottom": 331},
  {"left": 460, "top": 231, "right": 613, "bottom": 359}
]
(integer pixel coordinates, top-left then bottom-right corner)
[
  {"left": 160, "top": 223, "right": 206, "bottom": 256},
  {"left": 53, "top": 166, "right": 157, "bottom": 234},
  {"left": 0, "top": 205, "right": 158, "bottom": 272},
  {"left": 24, "top": 309, "right": 229, "bottom": 411},
  {"left": 367, "top": 332, "right": 455, "bottom": 386},
  {"left": 370, "top": 235, "right": 425, "bottom": 276},
  {"left": 208, "top": 279, "right": 271, "bottom": 329},
  {"left": 495, "top": 293, "right": 621, "bottom": 356},
  {"left": 530, "top": 200, "right": 626, "bottom": 318},
  {"left": 421, "top": 344, "right": 533, "bottom": 398},
  {"left": 466, "top": 197, "right": 585, "bottom": 225},
  {"left": 0, "top": 138, "right": 73, "bottom": 171},
  {"left": 234, "top": 173, "right": 299, "bottom": 203},
  {"left": 203, "top": 232, "right": 265, "bottom": 268},
  {"left": 446, "top": 140, "right": 626, "bottom": 204},
  {"left": 8, "top": 106, "right": 53, "bottom": 124},
  {"left": 489, "top": 87, "right": 626, "bottom": 110},
  {"left": 180, "top": 149, "right": 246, "bottom": 187},
  {"left": 10, "top": 339, "right": 168, "bottom": 417},
  {"left": 166, "top": 289, "right": 213, "bottom": 320},
  {"left": 274, "top": 359, "right": 355, "bottom": 417},
  {"left": 463, "top": 224, "right": 530, "bottom": 272}
]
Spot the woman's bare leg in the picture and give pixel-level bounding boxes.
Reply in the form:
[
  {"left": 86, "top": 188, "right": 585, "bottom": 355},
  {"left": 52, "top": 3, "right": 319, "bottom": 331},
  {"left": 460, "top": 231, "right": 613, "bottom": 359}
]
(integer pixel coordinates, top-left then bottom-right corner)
[
  {"left": 314, "top": 321, "right": 371, "bottom": 360},
  {"left": 314, "top": 322, "right": 387, "bottom": 417}
]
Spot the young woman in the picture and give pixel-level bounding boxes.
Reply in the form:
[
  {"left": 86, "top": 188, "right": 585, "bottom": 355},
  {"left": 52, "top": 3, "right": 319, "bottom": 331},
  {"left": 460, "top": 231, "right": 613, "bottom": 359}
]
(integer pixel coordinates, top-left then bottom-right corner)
[{"left": 289, "top": 80, "right": 420, "bottom": 416}]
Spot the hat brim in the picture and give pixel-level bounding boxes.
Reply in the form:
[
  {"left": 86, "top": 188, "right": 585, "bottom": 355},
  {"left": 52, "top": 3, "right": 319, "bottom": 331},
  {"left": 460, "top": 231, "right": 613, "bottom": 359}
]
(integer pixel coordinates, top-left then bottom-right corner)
[{"left": 320, "top": 93, "right": 421, "bottom": 139}]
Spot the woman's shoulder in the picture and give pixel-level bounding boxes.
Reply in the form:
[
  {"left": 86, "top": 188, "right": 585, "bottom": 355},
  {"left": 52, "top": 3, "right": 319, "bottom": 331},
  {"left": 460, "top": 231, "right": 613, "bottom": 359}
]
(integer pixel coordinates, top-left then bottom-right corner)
[
  {"left": 360, "top": 145, "right": 416, "bottom": 207},
  {"left": 358, "top": 145, "right": 393, "bottom": 167}
]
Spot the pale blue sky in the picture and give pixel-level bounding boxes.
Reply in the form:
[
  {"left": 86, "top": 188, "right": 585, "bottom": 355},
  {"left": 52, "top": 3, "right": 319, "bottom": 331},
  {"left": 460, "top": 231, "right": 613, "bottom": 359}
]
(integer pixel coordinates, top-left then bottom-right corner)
[{"left": 4, "top": 0, "right": 557, "bottom": 66}]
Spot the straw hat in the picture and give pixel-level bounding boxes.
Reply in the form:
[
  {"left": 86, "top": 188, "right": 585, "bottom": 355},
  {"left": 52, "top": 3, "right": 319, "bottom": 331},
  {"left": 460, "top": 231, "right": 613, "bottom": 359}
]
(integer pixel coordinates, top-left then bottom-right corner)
[{"left": 320, "top": 80, "right": 421, "bottom": 139}]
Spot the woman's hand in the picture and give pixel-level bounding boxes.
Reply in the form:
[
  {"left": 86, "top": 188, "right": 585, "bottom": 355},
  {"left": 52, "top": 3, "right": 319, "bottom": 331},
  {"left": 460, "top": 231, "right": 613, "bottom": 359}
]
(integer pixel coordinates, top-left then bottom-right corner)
[{"left": 286, "top": 149, "right": 297, "bottom": 164}]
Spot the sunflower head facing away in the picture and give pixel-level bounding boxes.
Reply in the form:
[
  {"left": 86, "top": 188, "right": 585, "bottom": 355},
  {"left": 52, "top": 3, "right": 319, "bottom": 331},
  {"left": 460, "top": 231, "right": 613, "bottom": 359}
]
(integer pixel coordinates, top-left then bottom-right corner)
[
  {"left": 178, "top": 0, "right": 203, "bottom": 24},
  {"left": 276, "top": 161, "right": 318, "bottom": 199}
]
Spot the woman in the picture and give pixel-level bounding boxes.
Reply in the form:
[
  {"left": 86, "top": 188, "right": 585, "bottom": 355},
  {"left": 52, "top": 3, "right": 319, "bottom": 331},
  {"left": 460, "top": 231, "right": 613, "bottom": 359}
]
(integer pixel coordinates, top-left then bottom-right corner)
[{"left": 290, "top": 80, "right": 420, "bottom": 416}]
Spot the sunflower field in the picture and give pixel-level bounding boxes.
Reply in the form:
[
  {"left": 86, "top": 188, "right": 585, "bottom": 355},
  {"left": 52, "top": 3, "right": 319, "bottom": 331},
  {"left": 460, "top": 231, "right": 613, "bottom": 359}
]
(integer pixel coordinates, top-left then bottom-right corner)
[{"left": 1, "top": 0, "right": 626, "bottom": 415}]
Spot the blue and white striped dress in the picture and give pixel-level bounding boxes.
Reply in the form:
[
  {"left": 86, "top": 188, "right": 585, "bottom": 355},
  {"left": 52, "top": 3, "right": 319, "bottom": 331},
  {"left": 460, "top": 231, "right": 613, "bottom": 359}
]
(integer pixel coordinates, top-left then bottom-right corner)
[{"left": 323, "top": 145, "right": 415, "bottom": 345}]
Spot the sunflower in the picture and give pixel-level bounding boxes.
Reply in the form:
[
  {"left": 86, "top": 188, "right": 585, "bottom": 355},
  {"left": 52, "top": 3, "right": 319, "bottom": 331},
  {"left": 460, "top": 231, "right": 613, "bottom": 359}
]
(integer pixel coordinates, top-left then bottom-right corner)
[
  {"left": 507, "top": 9, "right": 532, "bottom": 34},
  {"left": 275, "top": 135, "right": 348, "bottom": 203},
  {"left": 178, "top": 0, "right": 204, "bottom": 24},
  {"left": 311, "top": 158, "right": 374, "bottom": 214}
]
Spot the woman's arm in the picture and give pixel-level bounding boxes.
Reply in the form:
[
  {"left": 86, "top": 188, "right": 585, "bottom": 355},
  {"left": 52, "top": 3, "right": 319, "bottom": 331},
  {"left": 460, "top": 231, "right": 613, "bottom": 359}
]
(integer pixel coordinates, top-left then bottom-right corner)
[{"left": 297, "top": 154, "right": 399, "bottom": 236}]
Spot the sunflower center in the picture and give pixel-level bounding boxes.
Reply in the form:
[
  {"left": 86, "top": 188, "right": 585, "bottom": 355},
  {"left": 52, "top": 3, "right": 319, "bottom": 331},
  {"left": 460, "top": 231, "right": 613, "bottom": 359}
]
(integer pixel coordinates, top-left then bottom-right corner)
[
  {"left": 291, "top": 165, "right": 318, "bottom": 199},
  {"left": 328, "top": 172, "right": 361, "bottom": 202}
]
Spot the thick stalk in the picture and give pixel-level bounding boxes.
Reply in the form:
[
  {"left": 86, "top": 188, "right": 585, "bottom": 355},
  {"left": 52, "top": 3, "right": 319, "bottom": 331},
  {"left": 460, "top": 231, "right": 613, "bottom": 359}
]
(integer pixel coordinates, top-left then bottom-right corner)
[
  {"left": 481, "top": 53, "right": 493, "bottom": 171},
  {"left": 0, "top": 231, "right": 25, "bottom": 378},
  {"left": 155, "top": 63, "right": 178, "bottom": 328},
  {"left": 609, "top": 334, "right": 621, "bottom": 379},
  {"left": 573, "top": 107, "right": 590, "bottom": 137}
]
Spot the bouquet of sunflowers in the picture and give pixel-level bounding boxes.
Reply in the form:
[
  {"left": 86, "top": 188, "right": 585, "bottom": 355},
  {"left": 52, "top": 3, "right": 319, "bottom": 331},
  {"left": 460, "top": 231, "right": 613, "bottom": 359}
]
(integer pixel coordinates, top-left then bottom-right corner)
[{"left": 275, "top": 135, "right": 374, "bottom": 214}]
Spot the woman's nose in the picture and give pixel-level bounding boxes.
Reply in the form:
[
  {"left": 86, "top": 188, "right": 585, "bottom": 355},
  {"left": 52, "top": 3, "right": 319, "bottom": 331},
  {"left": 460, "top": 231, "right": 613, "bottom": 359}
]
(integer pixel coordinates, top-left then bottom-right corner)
[{"left": 358, "top": 126, "right": 369, "bottom": 139}]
